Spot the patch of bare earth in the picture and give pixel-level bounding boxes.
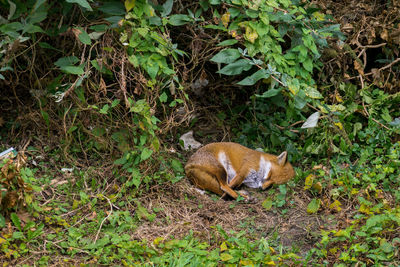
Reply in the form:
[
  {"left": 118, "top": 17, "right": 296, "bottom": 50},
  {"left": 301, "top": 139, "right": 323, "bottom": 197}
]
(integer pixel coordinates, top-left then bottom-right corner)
[{"left": 132, "top": 179, "right": 330, "bottom": 254}]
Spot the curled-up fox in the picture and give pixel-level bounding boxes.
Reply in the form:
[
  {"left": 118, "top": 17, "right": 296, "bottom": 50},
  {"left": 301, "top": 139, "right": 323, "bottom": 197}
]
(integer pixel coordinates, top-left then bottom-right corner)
[{"left": 185, "top": 142, "right": 295, "bottom": 200}]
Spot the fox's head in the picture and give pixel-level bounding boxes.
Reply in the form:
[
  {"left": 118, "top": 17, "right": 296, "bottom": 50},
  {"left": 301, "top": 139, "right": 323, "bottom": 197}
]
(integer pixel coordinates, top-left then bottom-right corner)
[{"left": 262, "top": 151, "right": 295, "bottom": 189}]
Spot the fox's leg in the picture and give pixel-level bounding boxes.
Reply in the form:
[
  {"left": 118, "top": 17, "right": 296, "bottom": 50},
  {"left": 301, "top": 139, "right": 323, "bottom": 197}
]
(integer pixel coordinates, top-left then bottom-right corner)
[
  {"left": 227, "top": 169, "right": 249, "bottom": 188},
  {"left": 186, "top": 164, "right": 245, "bottom": 199},
  {"left": 186, "top": 166, "right": 224, "bottom": 196}
]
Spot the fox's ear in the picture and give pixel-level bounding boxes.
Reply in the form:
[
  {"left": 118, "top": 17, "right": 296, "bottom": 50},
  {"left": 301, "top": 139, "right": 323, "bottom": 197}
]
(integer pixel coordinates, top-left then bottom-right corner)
[{"left": 277, "top": 151, "right": 288, "bottom": 166}]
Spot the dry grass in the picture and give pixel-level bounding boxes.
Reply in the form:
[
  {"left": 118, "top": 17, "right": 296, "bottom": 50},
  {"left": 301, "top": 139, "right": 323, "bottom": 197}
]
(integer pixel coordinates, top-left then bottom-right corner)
[{"left": 131, "top": 179, "right": 325, "bottom": 253}]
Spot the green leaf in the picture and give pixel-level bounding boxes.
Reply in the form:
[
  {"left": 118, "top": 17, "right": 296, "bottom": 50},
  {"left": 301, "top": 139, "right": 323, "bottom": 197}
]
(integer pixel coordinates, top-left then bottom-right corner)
[
  {"left": 217, "top": 39, "right": 238, "bottom": 46},
  {"left": 41, "top": 110, "right": 50, "bottom": 127},
  {"left": 217, "top": 59, "right": 252, "bottom": 75},
  {"left": 140, "top": 148, "right": 153, "bottom": 161},
  {"left": 137, "top": 27, "right": 149, "bottom": 37},
  {"left": 170, "top": 158, "right": 184, "bottom": 173},
  {"left": 24, "top": 24, "right": 44, "bottom": 34},
  {"left": 11, "top": 213, "right": 22, "bottom": 231},
  {"left": 111, "top": 99, "right": 120, "bottom": 108},
  {"left": 256, "top": 88, "right": 282, "bottom": 98},
  {"left": 0, "top": 214, "right": 5, "bottom": 228},
  {"left": 77, "top": 29, "right": 91, "bottom": 45},
  {"left": 66, "top": 0, "right": 93, "bottom": 11},
  {"left": 161, "top": 0, "right": 173, "bottom": 17},
  {"left": 67, "top": 126, "right": 78, "bottom": 134},
  {"left": 60, "top": 66, "right": 84, "bottom": 75},
  {"left": 54, "top": 56, "right": 79, "bottom": 67},
  {"left": 135, "top": 200, "right": 156, "bottom": 221},
  {"left": 99, "top": 104, "right": 109, "bottom": 114},
  {"left": 303, "top": 58, "right": 313, "bottom": 72},
  {"left": 307, "top": 198, "right": 321, "bottom": 214},
  {"left": 7, "top": 0, "right": 16, "bottom": 20},
  {"left": 159, "top": 92, "right": 168, "bottom": 103},
  {"left": 237, "top": 69, "right": 270, "bottom": 86},
  {"left": 39, "top": 42, "right": 62, "bottom": 52},
  {"left": 99, "top": 2, "right": 125, "bottom": 15},
  {"left": 168, "top": 14, "right": 191, "bottom": 26},
  {"left": 131, "top": 168, "right": 141, "bottom": 188},
  {"left": 210, "top": 49, "right": 240, "bottom": 64}
]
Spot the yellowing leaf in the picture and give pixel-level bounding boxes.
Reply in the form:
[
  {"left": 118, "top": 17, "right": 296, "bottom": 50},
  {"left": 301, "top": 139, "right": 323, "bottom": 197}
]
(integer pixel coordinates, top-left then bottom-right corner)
[
  {"left": 245, "top": 26, "right": 258, "bottom": 43},
  {"left": 335, "top": 93, "right": 343, "bottom": 103},
  {"left": 229, "top": 30, "right": 237, "bottom": 38},
  {"left": 269, "top": 246, "right": 275, "bottom": 253},
  {"left": 304, "top": 174, "right": 314, "bottom": 190},
  {"left": 221, "top": 12, "right": 230, "bottom": 28},
  {"left": 329, "top": 200, "right": 342, "bottom": 212},
  {"left": 327, "top": 104, "right": 346, "bottom": 112},
  {"left": 265, "top": 261, "right": 276, "bottom": 266},
  {"left": 220, "top": 252, "right": 233, "bottom": 261},
  {"left": 153, "top": 237, "right": 164, "bottom": 245},
  {"left": 354, "top": 60, "right": 364, "bottom": 75},
  {"left": 359, "top": 204, "right": 372, "bottom": 214},
  {"left": 125, "top": 0, "right": 136, "bottom": 11},
  {"left": 305, "top": 87, "right": 323, "bottom": 99},
  {"left": 351, "top": 188, "right": 359, "bottom": 195},
  {"left": 220, "top": 241, "right": 228, "bottom": 252},
  {"left": 262, "top": 198, "right": 273, "bottom": 211},
  {"left": 240, "top": 259, "right": 254, "bottom": 266},
  {"left": 312, "top": 11, "right": 325, "bottom": 21},
  {"left": 312, "top": 182, "right": 323, "bottom": 193},
  {"left": 334, "top": 122, "right": 343, "bottom": 130}
]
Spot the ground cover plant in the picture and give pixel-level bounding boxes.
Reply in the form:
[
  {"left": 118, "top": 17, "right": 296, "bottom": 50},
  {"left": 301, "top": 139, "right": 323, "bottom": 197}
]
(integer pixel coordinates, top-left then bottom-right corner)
[{"left": 0, "top": 0, "right": 399, "bottom": 265}]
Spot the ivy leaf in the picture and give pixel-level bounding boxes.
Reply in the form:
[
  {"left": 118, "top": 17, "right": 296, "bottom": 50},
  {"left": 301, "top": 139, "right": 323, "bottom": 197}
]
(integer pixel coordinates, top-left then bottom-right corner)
[
  {"left": 217, "top": 59, "right": 252, "bottom": 76},
  {"left": 237, "top": 69, "right": 270, "bottom": 86},
  {"left": 307, "top": 198, "right": 321, "bottom": 214},
  {"left": 210, "top": 49, "right": 240, "bottom": 64}
]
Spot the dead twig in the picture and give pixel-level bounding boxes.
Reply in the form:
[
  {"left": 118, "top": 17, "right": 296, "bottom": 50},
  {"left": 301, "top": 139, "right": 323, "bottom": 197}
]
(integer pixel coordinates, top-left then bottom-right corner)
[{"left": 94, "top": 195, "right": 113, "bottom": 243}]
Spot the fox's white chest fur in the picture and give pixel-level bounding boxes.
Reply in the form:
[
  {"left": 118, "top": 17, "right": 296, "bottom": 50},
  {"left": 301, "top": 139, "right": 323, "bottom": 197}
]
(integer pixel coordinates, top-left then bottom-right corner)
[{"left": 217, "top": 152, "right": 271, "bottom": 188}]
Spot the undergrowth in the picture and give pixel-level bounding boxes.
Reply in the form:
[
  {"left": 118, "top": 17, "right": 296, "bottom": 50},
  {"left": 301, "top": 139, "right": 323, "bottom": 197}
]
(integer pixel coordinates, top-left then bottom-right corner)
[{"left": 1, "top": 0, "right": 400, "bottom": 265}]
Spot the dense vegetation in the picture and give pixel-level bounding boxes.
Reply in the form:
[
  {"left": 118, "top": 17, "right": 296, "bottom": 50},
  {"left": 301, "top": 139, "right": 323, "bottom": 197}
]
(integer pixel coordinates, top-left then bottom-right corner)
[{"left": 0, "top": 0, "right": 399, "bottom": 265}]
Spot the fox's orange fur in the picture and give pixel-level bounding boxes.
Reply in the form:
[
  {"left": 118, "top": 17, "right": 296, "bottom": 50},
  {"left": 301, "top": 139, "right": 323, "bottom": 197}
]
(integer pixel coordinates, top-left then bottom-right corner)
[{"left": 185, "top": 142, "right": 295, "bottom": 199}]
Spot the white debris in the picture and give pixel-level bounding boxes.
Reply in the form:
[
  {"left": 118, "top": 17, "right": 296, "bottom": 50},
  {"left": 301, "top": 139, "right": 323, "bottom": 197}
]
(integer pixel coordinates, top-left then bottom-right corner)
[{"left": 179, "top": 131, "right": 202, "bottom": 150}]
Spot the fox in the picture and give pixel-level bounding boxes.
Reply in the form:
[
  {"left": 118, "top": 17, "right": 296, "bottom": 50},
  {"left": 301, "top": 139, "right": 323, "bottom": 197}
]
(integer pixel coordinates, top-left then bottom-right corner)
[{"left": 185, "top": 142, "right": 295, "bottom": 200}]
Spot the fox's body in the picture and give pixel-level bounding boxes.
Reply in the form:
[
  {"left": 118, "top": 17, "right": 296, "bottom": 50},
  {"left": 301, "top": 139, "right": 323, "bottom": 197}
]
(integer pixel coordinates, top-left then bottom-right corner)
[{"left": 185, "top": 142, "right": 295, "bottom": 199}]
